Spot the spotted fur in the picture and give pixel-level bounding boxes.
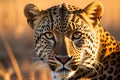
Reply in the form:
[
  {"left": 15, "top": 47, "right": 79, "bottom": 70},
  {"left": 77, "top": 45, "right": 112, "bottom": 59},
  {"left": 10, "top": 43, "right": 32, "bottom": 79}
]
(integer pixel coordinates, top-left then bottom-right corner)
[{"left": 24, "top": 1, "right": 120, "bottom": 80}]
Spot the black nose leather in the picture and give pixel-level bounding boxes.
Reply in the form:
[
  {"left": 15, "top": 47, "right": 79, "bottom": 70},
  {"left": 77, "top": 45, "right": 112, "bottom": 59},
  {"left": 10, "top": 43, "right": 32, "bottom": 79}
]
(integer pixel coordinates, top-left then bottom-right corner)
[{"left": 55, "top": 56, "right": 72, "bottom": 64}]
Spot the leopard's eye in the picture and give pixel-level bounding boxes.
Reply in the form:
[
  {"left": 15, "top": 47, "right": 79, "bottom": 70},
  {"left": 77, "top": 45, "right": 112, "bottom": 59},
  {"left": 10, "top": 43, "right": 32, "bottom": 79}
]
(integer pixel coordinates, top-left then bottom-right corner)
[
  {"left": 72, "top": 32, "right": 82, "bottom": 40},
  {"left": 44, "top": 32, "right": 54, "bottom": 39}
]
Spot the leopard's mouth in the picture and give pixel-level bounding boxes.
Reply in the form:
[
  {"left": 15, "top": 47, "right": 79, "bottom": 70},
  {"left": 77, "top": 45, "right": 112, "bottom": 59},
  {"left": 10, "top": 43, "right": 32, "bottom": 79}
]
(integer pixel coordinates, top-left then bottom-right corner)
[
  {"left": 57, "top": 67, "right": 70, "bottom": 74},
  {"left": 48, "top": 56, "right": 80, "bottom": 78},
  {"left": 55, "top": 68, "right": 75, "bottom": 78}
]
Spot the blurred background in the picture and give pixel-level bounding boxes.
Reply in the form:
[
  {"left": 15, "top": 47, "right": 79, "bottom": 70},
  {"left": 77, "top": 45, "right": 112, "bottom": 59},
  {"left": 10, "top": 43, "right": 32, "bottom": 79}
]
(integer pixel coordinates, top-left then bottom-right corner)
[{"left": 0, "top": 0, "right": 120, "bottom": 80}]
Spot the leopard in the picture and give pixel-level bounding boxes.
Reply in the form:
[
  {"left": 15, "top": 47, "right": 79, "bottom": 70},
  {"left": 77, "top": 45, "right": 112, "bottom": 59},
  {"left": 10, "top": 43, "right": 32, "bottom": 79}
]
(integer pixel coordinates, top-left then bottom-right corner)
[{"left": 24, "top": 1, "right": 120, "bottom": 80}]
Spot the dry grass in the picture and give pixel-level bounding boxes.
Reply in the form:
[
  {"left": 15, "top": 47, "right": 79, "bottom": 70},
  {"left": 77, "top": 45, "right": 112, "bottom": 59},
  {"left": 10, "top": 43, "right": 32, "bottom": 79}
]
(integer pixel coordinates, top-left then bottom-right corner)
[
  {"left": 1, "top": 37, "right": 23, "bottom": 80},
  {"left": 0, "top": 27, "right": 52, "bottom": 80}
]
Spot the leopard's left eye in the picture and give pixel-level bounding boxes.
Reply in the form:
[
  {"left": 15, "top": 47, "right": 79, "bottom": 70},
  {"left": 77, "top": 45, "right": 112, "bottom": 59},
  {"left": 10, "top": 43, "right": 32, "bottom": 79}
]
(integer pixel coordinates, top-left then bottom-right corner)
[
  {"left": 44, "top": 32, "right": 54, "bottom": 39},
  {"left": 72, "top": 32, "right": 82, "bottom": 40}
]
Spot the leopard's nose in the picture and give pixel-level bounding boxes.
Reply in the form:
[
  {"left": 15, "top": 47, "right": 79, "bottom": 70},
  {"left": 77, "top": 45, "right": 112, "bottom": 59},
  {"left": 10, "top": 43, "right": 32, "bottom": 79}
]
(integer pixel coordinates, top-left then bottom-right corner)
[{"left": 55, "top": 56, "right": 72, "bottom": 64}]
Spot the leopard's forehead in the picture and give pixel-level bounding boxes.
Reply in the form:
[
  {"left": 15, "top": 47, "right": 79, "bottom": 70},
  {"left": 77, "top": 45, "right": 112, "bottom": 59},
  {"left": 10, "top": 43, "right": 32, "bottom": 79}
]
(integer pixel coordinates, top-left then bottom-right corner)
[
  {"left": 36, "top": 3, "right": 86, "bottom": 34},
  {"left": 46, "top": 3, "right": 80, "bottom": 13}
]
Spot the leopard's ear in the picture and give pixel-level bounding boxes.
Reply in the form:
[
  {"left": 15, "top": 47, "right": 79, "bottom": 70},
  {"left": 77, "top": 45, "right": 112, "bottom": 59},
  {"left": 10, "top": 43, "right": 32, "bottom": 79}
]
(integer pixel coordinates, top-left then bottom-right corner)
[
  {"left": 24, "top": 4, "right": 44, "bottom": 29},
  {"left": 83, "top": 1, "right": 104, "bottom": 26}
]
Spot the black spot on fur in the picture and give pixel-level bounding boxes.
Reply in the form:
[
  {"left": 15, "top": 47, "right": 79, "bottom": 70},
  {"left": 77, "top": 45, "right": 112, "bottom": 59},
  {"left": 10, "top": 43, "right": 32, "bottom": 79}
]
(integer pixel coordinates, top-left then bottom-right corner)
[
  {"left": 99, "top": 68, "right": 103, "bottom": 74},
  {"left": 110, "top": 60, "right": 116, "bottom": 65},
  {"left": 104, "top": 64, "right": 109, "bottom": 70},
  {"left": 99, "top": 74, "right": 106, "bottom": 80},
  {"left": 90, "top": 72, "right": 97, "bottom": 77},
  {"left": 106, "top": 76, "right": 112, "bottom": 80},
  {"left": 117, "top": 56, "right": 120, "bottom": 62},
  {"left": 116, "top": 45, "right": 119, "bottom": 50},
  {"left": 116, "top": 64, "right": 120, "bottom": 68},
  {"left": 102, "top": 44, "right": 106, "bottom": 48},
  {"left": 71, "top": 65, "right": 78, "bottom": 70},
  {"left": 92, "top": 78, "right": 97, "bottom": 80},
  {"left": 113, "top": 42, "right": 116, "bottom": 45},
  {"left": 109, "top": 48, "right": 112, "bottom": 52},
  {"left": 111, "top": 37, "right": 114, "bottom": 40},
  {"left": 110, "top": 53, "right": 115, "bottom": 59},
  {"left": 106, "top": 33, "right": 109, "bottom": 36},
  {"left": 108, "top": 67, "right": 114, "bottom": 74},
  {"left": 53, "top": 12, "right": 57, "bottom": 15},
  {"left": 115, "top": 74, "right": 120, "bottom": 80},
  {"left": 114, "top": 68, "right": 119, "bottom": 75},
  {"left": 102, "top": 48, "right": 107, "bottom": 54}
]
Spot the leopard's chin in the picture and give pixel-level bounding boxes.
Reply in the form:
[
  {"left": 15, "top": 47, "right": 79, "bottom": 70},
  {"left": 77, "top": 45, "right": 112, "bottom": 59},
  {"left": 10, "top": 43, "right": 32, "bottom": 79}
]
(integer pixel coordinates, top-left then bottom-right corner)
[{"left": 55, "top": 68, "right": 76, "bottom": 78}]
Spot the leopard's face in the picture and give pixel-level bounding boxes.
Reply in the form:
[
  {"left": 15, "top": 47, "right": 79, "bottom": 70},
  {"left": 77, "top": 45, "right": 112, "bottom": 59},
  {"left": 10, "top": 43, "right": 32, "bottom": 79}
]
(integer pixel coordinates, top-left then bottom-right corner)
[
  {"left": 34, "top": 13, "right": 100, "bottom": 78},
  {"left": 24, "top": 2, "right": 103, "bottom": 79}
]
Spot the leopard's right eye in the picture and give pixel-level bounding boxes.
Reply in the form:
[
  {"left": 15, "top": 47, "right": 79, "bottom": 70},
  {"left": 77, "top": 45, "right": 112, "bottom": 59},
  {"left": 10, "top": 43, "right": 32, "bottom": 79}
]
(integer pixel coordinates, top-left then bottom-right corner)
[
  {"left": 44, "top": 32, "right": 54, "bottom": 39},
  {"left": 72, "top": 32, "right": 82, "bottom": 40}
]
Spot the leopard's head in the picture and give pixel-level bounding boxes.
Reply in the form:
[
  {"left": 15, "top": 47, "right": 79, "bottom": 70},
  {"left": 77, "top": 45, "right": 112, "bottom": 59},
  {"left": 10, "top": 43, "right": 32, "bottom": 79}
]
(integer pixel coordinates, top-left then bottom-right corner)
[{"left": 24, "top": 2, "right": 104, "bottom": 79}]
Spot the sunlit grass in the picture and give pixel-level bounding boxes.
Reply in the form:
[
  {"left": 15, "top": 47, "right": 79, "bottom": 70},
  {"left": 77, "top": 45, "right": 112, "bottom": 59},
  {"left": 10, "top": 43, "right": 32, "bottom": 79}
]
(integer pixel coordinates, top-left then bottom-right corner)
[
  {"left": 0, "top": 28, "right": 52, "bottom": 80},
  {"left": 0, "top": 43, "right": 52, "bottom": 80},
  {"left": 2, "top": 37, "right": 23, "bottom": 80},
  {"left": 0, "top": 62, "right": 14, "bottom": 80},
  {"left": 0, "top": 27, "right": 23, "bottom": 80}
]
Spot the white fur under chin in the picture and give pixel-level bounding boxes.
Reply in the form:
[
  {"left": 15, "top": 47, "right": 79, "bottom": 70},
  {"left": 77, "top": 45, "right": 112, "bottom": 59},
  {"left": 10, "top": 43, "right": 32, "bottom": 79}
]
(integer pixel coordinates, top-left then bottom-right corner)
[{"left": 51, "top": 71, "right": 75, "bottom": 80}]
